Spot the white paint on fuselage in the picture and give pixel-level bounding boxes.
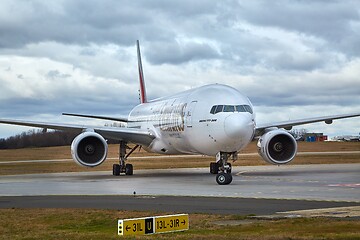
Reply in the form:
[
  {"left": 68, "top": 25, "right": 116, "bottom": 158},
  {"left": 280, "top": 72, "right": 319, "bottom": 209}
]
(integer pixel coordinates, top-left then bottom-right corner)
[{"left": 128, "top": 84, "right": 256, "bottom": 156}]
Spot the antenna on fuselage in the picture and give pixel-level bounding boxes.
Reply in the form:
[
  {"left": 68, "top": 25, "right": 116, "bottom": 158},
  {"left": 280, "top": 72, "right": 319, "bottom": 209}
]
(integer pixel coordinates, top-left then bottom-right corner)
[{"left": 137, "top": 40, "right": 147, "bottom": 104}]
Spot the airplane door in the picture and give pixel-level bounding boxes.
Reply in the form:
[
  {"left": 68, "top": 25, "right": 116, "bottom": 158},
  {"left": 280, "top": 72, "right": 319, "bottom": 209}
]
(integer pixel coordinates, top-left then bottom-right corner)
[{"left": 186, "top": 101, "right": 197, "bottom": 128}]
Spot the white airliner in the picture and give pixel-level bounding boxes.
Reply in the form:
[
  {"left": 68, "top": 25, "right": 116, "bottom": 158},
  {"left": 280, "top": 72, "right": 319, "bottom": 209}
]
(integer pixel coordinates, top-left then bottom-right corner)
[{"left": 1, "top": 41, "right": 359, "bottom": 185}]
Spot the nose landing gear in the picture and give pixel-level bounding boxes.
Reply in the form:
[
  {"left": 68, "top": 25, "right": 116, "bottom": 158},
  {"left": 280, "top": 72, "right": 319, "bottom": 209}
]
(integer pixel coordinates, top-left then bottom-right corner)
[
  {"left": 113, "top": 141, "right": 139, "bottom": 176},
  {"left": 211, "top": 152, "right": 236, "bottom": 185}
]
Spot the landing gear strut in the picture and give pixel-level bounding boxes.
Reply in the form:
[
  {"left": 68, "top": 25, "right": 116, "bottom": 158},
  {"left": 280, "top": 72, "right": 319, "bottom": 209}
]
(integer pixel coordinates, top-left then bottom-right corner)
[
  {"left": 113, "top": 141, "right": 139, "bottom": 176},
  {"left": 211, "top": 152, "right": 236, "bottom": 185}
]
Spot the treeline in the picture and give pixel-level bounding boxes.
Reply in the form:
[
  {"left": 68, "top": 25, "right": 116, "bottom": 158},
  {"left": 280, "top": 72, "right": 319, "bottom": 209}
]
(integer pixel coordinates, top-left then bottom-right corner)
[
  {"left": 0, "top": 130, "right": 78, "bottom": 149},
  {"left": 0, "top": 130, "right": 118, "bottom": 149}
]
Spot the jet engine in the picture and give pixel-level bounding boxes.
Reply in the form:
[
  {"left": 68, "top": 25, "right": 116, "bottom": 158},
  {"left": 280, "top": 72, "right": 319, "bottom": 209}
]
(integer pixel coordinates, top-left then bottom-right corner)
[
  {"left": 257, "top": 129, "right": 297, "bottom": 165},
  {"left": 71, "top": 131, "right": 108, "bottom": 167}
]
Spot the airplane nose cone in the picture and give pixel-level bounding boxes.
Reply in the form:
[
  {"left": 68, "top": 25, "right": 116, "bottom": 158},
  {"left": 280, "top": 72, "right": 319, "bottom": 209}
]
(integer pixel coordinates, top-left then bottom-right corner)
[{"left": 224, "top": 114, "right": 254, "bottom": 139}]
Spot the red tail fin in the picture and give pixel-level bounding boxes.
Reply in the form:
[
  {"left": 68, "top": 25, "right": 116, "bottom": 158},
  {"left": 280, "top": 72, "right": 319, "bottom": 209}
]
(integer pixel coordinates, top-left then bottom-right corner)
[{"left": 137, "top": 40, "right": 147, "bottom": 104}]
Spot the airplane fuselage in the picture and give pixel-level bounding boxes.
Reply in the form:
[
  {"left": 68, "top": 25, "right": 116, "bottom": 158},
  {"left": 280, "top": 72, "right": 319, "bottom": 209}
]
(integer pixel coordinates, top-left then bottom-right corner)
[{"left": 128, "top": 84, "right": 256, "bottom": 156}]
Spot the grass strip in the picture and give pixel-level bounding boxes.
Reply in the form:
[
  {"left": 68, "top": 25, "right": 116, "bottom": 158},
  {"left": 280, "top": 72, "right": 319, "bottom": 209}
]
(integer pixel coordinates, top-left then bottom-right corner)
[{"left": 0, "top": 209, "right": 359, "bottom": 240}]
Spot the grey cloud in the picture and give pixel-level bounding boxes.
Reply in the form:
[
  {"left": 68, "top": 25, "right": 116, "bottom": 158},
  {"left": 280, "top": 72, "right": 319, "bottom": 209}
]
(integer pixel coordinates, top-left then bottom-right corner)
[
  {"left": 79, "top": 48, "right": 97, "bottom": 56},
  {"left": 237, "top": 1, "right": 360, "bottom": 56},
  {"left": 46, "top": 70, "right": 71, "bottom": 79},
  {"left": 0, "top": 0, "right": 165, "bottom": 48},
  {"left": 2, "top": 0, "right": 357, "bottom": 71},
  {"left": 252, "top": 92, "right": 360, "bottom": 107},
  {"left": 242, "top": 76, "right": 360, "bottom": 107},
  {"left": 238, "top": 1, "right": 358, "bottom": 38},
  {"left": 0, "top": 97, "right": 135, "bottom": 118},
  {"left": 141, "top": 0, "right": 219, "bottom": 17},
  {"left": 0, "top": 0, "right": 232, "bottom": 53},
  {"left": 270, "top": 52, "right": 324, "bottom": 71},
  {"left": 146, "top": 41, "right": 221, "bottom": 64}
]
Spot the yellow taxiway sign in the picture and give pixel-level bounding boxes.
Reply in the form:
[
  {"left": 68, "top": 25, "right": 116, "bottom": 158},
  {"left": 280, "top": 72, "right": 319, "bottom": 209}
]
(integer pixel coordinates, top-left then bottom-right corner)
[{"left": 118, "top": 214, "right": 188, "bottom": 236}]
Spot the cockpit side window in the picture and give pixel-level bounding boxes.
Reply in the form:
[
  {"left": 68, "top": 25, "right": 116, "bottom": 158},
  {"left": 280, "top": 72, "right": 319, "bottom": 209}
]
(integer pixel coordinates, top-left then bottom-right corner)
[
  {"left": 214, "top": 105, "right": 224, "bottom": 114},
  {"left": 244, "top": 105, "right": 253, "bottom": 114},
  {"left": 236, "top": 105, "right": 246, "bottom": 112},
  {"left": 210, "top": 105, "right": 216, "bottom": 114}
]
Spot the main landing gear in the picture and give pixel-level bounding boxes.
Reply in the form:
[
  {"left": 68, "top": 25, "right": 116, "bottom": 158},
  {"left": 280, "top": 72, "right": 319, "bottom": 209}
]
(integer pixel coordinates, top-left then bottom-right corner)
[
  {"left": 112, "top": 141, "right": 139, "bottom": 176},
  {"left": 210, "top": 152, "right": 236, "bottom": 185}
]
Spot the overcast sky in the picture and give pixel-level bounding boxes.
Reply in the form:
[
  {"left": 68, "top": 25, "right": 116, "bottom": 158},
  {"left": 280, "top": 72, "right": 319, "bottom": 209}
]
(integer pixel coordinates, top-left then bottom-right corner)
[{"left": 0, "top": 0, "right": 359, "bottom": 138}]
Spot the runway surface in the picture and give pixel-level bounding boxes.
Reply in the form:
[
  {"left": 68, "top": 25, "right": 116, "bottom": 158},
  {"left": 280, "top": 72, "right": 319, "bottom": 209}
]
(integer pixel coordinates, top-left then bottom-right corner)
[{"left": 0, "top": 163, "right": 359, "bottom": 214}]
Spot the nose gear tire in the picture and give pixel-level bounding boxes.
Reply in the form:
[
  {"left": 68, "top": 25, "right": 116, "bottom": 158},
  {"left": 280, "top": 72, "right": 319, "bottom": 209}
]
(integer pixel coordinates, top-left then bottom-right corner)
[{"left": 216, "top": 172, "right": 232, "bottom": 185}]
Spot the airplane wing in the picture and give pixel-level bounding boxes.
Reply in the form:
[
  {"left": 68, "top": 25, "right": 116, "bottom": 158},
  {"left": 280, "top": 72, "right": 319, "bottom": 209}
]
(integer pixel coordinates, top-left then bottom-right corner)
[
  {"left": 255, "top": 113, "right": 360, "bottom": 136},
  {"left": 0, "top": 119, "right": 155, "bottom": 146},
  {"left": 62, "top": 113, "right": 130, "bottom": 122}
]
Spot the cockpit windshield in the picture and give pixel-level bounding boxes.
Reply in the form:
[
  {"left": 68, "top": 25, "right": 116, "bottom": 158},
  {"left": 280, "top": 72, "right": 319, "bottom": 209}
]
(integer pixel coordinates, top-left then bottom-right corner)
[{"left": 210, "top": 104, "right": 253, "bottom": 114}]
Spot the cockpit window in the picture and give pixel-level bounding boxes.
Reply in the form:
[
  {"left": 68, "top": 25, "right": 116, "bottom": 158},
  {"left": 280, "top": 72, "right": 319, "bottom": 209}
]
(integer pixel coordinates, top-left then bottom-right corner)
[
  {"left": 236, "top": 105, "right": 246, "bottom": 112},
  {"left": 244, "top": 105, "right": 253, "bottom": 114},
  {"left": 214, "top": 105, "right": 224, "bottom": 114},
  {"left": 210, "top": 104, "right": 253, "bottom": 114},
  {"left": 223, "top": 105, "right": 235, "bottom": 112}
]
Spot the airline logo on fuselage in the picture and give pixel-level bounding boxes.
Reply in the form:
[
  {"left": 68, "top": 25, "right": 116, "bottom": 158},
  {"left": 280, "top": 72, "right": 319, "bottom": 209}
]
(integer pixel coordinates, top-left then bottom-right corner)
[{"left": 156, "top": 103, "right": 187, "bottom": 132}]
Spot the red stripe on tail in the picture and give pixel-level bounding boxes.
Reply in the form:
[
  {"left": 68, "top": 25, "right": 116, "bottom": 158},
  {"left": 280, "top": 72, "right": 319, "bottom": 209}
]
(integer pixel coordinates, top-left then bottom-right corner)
[{"left": 137, "top": 40, "right": 147, "bottom": 104}]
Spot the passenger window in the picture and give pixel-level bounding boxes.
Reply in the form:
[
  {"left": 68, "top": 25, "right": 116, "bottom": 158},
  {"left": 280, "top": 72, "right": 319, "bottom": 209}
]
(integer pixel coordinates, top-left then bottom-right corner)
[
  {"left": 210, "top": 105, "right": 216, "bottom": 114},
  {"left": 224, "top": 105, "right": 235, "bottom": 112},
  {"left": 214, "top": 105, "right": 224, "bottom": 114}
]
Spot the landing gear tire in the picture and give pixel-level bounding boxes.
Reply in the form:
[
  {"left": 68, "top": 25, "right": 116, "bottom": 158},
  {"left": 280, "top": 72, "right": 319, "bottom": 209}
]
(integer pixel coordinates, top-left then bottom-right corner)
[
  {"left": 216, "top": 172, "right": 232, "bottom": 185},
  {"left": 113, "top": 164, "right": 120, "bottom": 176},
  {"left": 210, "top": 162, "right": 219, "bottom": 174},
  {"left": 125, "top": 164, "right": 133, "bottom": 175}
]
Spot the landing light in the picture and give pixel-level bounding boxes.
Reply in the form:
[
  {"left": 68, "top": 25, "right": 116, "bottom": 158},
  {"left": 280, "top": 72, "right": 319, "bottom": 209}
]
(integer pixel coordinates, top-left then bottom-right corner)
[{"left": 325, "top": 120, "right": 333, "bottom": 124}]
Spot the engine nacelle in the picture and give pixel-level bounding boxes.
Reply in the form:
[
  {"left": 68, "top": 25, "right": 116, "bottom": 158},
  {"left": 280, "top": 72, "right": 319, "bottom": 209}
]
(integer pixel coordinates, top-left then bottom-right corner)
[
  {"left": 71, "top": 131, "right": 108, "bottom": 167},
  {"left": 257, "top": 129, "right": 297, "bottom": 165}
]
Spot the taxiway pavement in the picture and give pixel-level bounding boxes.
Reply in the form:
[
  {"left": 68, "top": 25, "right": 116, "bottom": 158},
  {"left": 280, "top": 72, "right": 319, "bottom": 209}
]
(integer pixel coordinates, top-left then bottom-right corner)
[
  {"left": 0, "top": 163, "right": 359, "bottom": 201},
  {"left": 0, "top": 195, "right": 358, "bottom": 215},
  {"left": 0, "top": 163, "right": 359, "bottom": 214}
]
